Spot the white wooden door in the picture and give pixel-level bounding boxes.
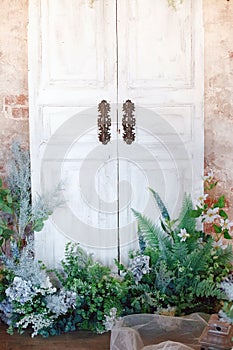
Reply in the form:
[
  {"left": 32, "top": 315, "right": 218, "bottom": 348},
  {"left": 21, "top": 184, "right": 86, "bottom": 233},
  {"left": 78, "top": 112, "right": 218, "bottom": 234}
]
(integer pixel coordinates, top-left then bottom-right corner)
[
  {"left": 117, "top": 0, "right": 204, "bottom": 260},
  {"left": 29, "top": 0, "right": 203, "bottom": 267}
]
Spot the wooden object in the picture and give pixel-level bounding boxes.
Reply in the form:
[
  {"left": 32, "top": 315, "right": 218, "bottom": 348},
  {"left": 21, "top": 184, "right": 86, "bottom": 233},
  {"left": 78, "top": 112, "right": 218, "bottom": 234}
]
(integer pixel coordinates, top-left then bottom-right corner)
[{"left": 199, "top": 314, "right": 233, "bottom": 350}]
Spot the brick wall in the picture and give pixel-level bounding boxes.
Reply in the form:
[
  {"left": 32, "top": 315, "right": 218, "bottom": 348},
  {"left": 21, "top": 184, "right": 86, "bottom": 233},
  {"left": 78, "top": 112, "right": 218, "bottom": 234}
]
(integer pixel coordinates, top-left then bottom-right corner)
[
  {"left": 0, "top": 0, "right": 29, "bottom": 178},
  {"left": 204, "top": 0, "right": 233, "bottom": 219}
]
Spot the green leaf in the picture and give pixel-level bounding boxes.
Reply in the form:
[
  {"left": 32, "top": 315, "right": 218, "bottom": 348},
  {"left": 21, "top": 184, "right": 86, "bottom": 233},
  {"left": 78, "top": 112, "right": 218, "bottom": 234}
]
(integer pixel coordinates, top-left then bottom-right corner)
[
  {"left": 214, "top": 196, "right": 225, "bottom": 209},
  {"left": 149, "top": 188, "right": 170, "bottom": 221},
  {"left": 219, "top": 210, "right": 228, "bottom": 219},
  {"left": 213, "top": 224, "right": 222, "bottom": 234},
  {"left": 0, "top": 203, "right": 13, "bottom": 214},
  {"left": 190, "top": 210, "right": 201, "bottom": 218},
  {"left": 223, "top": 230, "right": 232, "bottom": 240},
  {"left": 33, "top": 220, "right": 44, "bottom": 232},
  {"left": 6, "top": 194, "right": 13, "bottom": 204}
]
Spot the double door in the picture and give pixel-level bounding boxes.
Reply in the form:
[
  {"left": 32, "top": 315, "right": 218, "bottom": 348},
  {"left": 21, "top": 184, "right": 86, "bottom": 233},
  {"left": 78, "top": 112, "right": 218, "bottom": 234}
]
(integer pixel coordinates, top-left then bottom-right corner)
[{"left": 29, "top": 0, "right": 203, "bottom": 267}]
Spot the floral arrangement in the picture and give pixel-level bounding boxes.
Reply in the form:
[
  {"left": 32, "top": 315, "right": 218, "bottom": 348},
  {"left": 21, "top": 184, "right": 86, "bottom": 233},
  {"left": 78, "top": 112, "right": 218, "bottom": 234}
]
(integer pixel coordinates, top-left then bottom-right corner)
[
  {"left": 117, "top": 172, "right": 233, "bottom": 316},
  {"left": 0, "top": 142, "right": 233, "bottom": 337},
  {"left": 0, "top": 241, "right": 77, "bottom": 337}
]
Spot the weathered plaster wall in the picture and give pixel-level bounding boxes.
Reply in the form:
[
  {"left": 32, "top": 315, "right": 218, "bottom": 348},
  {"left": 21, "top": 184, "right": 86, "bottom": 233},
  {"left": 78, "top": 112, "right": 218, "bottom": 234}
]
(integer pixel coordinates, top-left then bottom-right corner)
[
  {"left": 204, "top": 0, "right": 233, "bottom": 219},
  {"left": 0, "top": 0, "right": 29, "bottom": 178},
  {"left": 0, "top": 0, "right": 233, "bottom": 218}
]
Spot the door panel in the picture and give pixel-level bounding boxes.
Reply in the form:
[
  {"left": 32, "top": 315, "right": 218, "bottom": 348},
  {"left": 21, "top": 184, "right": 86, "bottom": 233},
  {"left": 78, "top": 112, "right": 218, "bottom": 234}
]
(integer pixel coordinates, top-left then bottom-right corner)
[
  {"left": 117, "top": 0, "right": 203, "bottom": 262},
  {"left": 29, "top": 0, "right": 118, "bottom": 267},
  {"left": 29, "top": 0, "right": 203, "bottom": 267}
]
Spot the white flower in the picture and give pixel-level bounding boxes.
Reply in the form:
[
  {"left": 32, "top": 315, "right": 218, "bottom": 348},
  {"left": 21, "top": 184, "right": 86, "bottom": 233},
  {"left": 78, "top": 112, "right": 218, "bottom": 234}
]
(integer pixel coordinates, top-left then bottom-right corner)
[
  {"left": 203, "top": 170, "right": 214, "bottom": 182},
  {"left": 202, "top": 207, "right": 220, "bottom": 223},
  {"left": 220, "top": 219, "right": 233, "bottom": 231},
  {"left": 212, "top": 239, "right": 228, "bottom": 250},
  {"left": 196, "top": 194, "right": 208, "bottom": 207},
  {"left": 177, "top": 228, "right": 190, "bottom": 242}
]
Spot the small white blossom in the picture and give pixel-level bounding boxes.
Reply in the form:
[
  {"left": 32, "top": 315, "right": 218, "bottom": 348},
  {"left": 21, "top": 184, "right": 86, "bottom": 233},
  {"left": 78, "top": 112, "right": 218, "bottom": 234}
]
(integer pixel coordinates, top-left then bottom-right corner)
[
  {"left": 196, "top": 193, "right": 208, "bottom": 207},
  {"left": 220, "top": 219, "right": 233, "bottom": 231},
  {"left": 177, "top": 228, "right": 190, "bottom": 242},
  {"left": 202, "top": 207, "right": 220, "bottom": 223},
  {"left": 212, "top": 238, "right": 228, "bottom": 250},
  {"left": 203, "top": 170, "right": 214, "bottom": 182}
]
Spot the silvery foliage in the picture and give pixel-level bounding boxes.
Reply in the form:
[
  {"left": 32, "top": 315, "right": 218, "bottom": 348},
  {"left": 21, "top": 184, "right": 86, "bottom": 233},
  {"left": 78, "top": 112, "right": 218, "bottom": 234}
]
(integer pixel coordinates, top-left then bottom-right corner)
[
  {"left": 16, "top": 313, "right": 55, "bottom": 338},
  {"left": 0, "top": 240, "right": 77, "bottom": 336},
  {"left": 0, "top": 299, "right": 13, "bottom": 325},
  {"left": 45, "top": 290, "right": 77, "bottom": 317},
  {"left": 1, "top": 240, "right": 50, "bottom": 287},
  {"left": 31, "top": 181, "right": 65, "bottom": 222},
  {"left": 6, "top": 141, "right": 64, "bottom": 238},
  {"left": 6, "top": 141, "right": 31, "bottom": 237},
  {"left": 221, "top": 275, "right": 233, "bottom": 301},
  {"left": 129, "top": 255, "right": 150, "bottom": 283},
  {"left": 6, "top": 276, "right": 37, "bottom": 304},
  {"left": 103, "top": 307, "right": 119, "bottom": 331},
  {"left": 219, "top": 275, "right": 233, "bottom": 324}
]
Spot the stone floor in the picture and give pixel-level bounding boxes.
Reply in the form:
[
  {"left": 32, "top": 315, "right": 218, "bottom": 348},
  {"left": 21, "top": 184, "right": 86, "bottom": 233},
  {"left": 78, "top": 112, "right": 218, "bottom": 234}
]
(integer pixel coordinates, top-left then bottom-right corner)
[{"left": 0, "top": 323, "right": 110, "bottom": 350}]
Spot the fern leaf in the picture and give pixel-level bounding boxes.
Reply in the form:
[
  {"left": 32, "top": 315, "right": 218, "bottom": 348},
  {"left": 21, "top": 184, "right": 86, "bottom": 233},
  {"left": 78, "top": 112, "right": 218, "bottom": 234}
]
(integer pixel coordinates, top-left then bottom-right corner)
[
  {"left": 171, "top": 241, "right": 189, "bottom": 265},
  {"left": 178, "top": 194, "right": 196, "bottom": 233},
  {"left": 132, "top": 209, "right": 160, "bottom": 248},
  {"left": 217, "top": 245, "right": 233, "bottom": 265},
  {"left": 194, "top": 279, "right": 224, "bottom": 299},
  {"left": 149, "top": 188, "right": 170, "bottom": 221}
]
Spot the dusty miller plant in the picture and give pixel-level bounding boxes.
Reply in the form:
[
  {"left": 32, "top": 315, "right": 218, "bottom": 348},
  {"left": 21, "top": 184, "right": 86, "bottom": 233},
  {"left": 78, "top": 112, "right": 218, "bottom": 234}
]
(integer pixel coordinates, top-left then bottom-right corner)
[
  {"left": 0, "top": 141, "right": 64, "bottom": 254},
  {"left": 0, "top": 241, "right": 77, "bottom": 337}
]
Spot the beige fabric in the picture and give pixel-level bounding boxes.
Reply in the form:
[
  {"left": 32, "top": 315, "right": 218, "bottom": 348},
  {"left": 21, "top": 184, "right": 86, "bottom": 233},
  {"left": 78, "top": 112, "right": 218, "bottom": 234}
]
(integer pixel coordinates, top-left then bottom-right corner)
[{"left": 110, "top": 313, "right": 209, "bottom": 350}]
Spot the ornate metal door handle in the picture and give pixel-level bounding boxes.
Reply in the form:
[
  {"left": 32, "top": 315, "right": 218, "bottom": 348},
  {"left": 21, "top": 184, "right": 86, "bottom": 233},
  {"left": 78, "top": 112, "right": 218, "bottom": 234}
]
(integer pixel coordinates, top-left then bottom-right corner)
[
  {"left": 122, "top": 100, "right": 135, "bottom": 144},
  {"left": 98, "top": 100, "right": 111, "bottom": 144}
]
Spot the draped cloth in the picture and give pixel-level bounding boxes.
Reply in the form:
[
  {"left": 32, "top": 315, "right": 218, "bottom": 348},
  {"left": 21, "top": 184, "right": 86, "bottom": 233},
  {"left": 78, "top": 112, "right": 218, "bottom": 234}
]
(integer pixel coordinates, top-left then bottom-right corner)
[{"left": 110, "top": 313, "right": 209, "bottom": 350}]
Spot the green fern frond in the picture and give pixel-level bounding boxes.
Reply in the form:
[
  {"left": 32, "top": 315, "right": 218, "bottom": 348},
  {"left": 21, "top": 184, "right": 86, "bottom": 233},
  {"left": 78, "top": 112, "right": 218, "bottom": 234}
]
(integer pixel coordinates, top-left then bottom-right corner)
[
  {"left": 171, "top": 241, "right": 189, "bottom": 265},
  {"left": 132, "top": 209, "right": 159, "bottom": 248},
  {"left": 132, "top": 209, "right": 171, "bottom": 251},
  {"left": 178, "top": 194, "right": 196, "bottom": 233},
  {"left": 216, "top": 245, "right": 233, "bottom": 265},
  {"left": 149, "top": 188, "right": 170, "bottom": 221},
  {"left": 194, "top": 279, "right": 224, "bottom": 299},
  {"left": 184, "top": 239, "right": 213, "bottom": 274}
]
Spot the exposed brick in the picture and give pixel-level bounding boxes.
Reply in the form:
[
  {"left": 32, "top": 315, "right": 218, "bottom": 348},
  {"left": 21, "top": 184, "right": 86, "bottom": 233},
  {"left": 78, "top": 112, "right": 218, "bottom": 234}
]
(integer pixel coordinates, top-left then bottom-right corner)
[
  {"left": 3, "top": 94, "right": 29, "bottom": 120},
  {"left": 4, "top": 94, "right": 28, "bottom": 106},
  {"left": 11, "top": 107, "right": 22, "bottom": 119},
  {"left": 22, "top": 107, "right": 29, "bottom": 119}
]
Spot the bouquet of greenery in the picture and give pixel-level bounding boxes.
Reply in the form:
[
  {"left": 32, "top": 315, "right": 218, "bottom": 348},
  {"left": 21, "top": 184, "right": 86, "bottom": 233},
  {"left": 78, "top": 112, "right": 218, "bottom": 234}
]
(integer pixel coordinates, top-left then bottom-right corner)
[
  {"left": 118, "top": 172, "right": 233, "bottom": 316},
  {"left": 54, "top": 242, "right": 126, "bottom": 333},
  {"left": 0, "top": 241, "right": 77, "bottom": 337}
]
